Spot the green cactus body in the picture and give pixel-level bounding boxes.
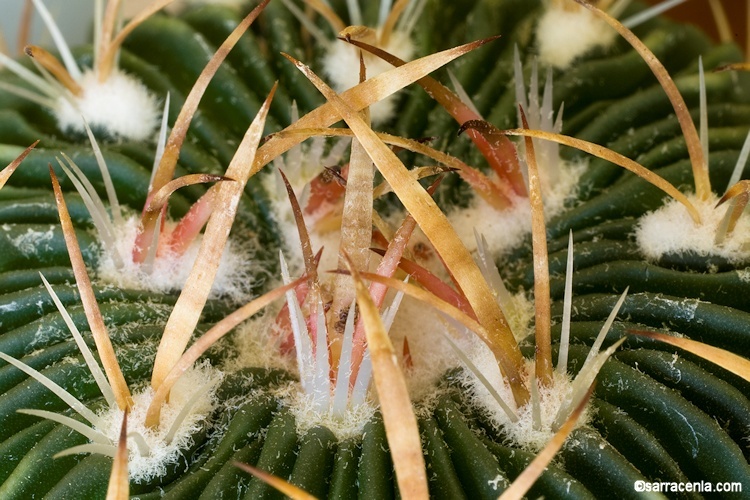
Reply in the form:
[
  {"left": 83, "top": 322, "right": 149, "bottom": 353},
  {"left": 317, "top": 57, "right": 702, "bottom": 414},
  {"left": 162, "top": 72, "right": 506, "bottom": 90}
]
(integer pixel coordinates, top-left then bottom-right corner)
[{"left": 0, "top": 0, "right": 749, "bottom": 498}]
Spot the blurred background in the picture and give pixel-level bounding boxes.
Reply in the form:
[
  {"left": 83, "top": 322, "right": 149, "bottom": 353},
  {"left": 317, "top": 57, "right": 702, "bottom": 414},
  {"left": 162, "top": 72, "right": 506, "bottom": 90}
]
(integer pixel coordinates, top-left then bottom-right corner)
[
  {"left": 1, "top": 0, "right": 91, "bottom": 55},
  {"left": 0, "top": 1, "right": 746, "bottom": 60},
  {"left": 647, "top": 0, "right": 746, "bottom": 50}
]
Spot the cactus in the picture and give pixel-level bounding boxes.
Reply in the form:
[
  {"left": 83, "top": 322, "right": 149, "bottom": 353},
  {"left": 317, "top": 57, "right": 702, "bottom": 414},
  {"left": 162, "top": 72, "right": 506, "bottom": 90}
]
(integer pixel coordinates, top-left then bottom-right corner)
[{"left": 0, "top": 0, "right": 749, "bottom": 498}]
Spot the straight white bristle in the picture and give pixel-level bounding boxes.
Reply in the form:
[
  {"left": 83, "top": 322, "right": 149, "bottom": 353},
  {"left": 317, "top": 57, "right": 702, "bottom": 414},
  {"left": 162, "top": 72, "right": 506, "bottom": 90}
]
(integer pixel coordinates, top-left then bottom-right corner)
[
  {"left": 529, "top": 61, "right": 539, "bottom": 120},
  {"left": 400, "top": 0, "right": 427, "bottom": 37},
  {"left": 699, "top": 56, "right": 709, "bottom": 164},
  {"left": 550, "top": 288, "right": 628, "bottom": 430},
  {"left": 347, "top": 0, "right": 363, "bottom": 26},
  {"left": 17, "top": 408, "right": 109, "bottom": 444},
  {"left": 39, "top": 273, "right": 116, "bottom": 407},
  {"left": 150, "top": 93, "right": 171, "bottom": 190},
  {"left": 280, "top": 251, "right": 314, "bottom": 394},
  {"left": 141, "top": 210, "right": 163, "bottom": 275},
  {"left": 0, "top": 351, "right": 103, "bottom": 428},
  {"left": 312, "top": 300, "right": 331, "bottom": 411},
  {"left": 530, "top": 372, "right": 541, "bottom": 431},
  {"left": 165, "top": 381, "right": 216, "bottom": 444},
  {"left": 377, "top": 0, "right": 393, "bottom": 27},
  {"left": 621, "top": 0, "right": 687, "bottom": 29},
  {"left": 128, "top": 431, "right": 151, "bottom": 457},
  {"left": 608, "top": 0, "right": 633, "bottom": 18},
  {"left": 28, "top": 56, "right": 68, "bottom": 98},
  {"left": 54, "top": 443, "right": 117, "bottom": 459},
  {"left": 350, "top": 349, "right": 372, "bottom": 407},
  {"left": 56, "top": 155, "right": 118, "bottom": 259},
  {"left": 83, "top": 120, "right": 122, "bottom": 227},
  {"left": 714, "top": 198, "right": 736, "bottom": 245},
  {"left": 582, "top": 287, "right": 629, "bottom": 368},
  {"left": 541, "top": 67, "right": 554, "bottom": 131},
  {"left": 513, "top": 46, "right": 528, "bottom": 113},
  {"left": 513, "top": 50, "right": 566, "bottom": 189},
  {"left": 0, "top": 51, "right": 57, "bottom": 97},
  {"left": 727, "top": 129, "right": 750, "bottom": 190},
  {"left": 552, "top": 338, "right": 625, "bottom": 431},
  {"left": 442, "top": 328, "right": 518, "bottom": 422},
  {"left": 332, "top": 302, "right": 357, "bottom": 414},
  {"left": 448, "top": 69, "right": 481, "bottom": 117},
  {"left": 475, "top": 236, "right": 507, "bottom": 301},
  {"left": 556, "top": 231, "right": 574, "bottom": 375},
  {"left": 0, "top": 80, "right": 55, "bottom": 110},
  {"left": 382, "top": 285, "right": 406, "bottom": 332},
  {"left": 30, "top": 0, "right": 82, "bottom": 80},
  {"left": 280, "top": 0, "right": 329, "bottom": 45},
  {"left": 94, "top": 0, "right": 103, "bottom": 66}
]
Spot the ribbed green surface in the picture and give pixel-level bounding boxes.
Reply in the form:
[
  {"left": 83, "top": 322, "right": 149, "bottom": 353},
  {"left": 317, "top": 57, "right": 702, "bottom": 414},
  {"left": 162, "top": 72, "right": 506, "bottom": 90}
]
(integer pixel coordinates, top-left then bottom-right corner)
[{"left": 0, "top": 0, "right": 748, "bottom": 497}]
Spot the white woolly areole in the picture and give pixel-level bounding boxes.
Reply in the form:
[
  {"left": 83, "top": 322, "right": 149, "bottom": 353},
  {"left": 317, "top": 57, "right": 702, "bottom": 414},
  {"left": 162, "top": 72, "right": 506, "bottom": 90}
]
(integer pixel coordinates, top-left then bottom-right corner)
[
  {"left": 387, "top": 297, "right": 467, "bottom": 400},
  {"left": 228, "top": 310, "right": 294, "bottom": 372},
  {"left": 536, "top": 4, "right": 617, "bottom": 69},
  {"left": 96, "top": 362, "right": 221, "bottom": 482},
  {"left": 226, "top": 308, "right": 378, "bottom": 441},
  {"left": 277, "top": 298, "right": 467, "bottom": 440},
  {"left": 284, "top": 386, "right": 378, "bottom": 441},
  {"left": 322, "top": 31, "right": 415, "bottom": 124},
  {"left": 462, "top": 340, "right": 590, "bottom": 452},
  {"left": 449, "top": 196, "right": 531, "bottom": 257},
  {"left": 96, "top": 215, "right": 260, "bottom": 302},
  {"left": 448, "top": 159, "right": 585, "bottom": 256},
  {"left": 635, "top": 193, "right": 750, "bottom": 264},
  {"left": 54, "top": 69, "right": 160, "bottom": 141},
  {"left": 228, "top": 296, "right": 468, "bottom": 439}
]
